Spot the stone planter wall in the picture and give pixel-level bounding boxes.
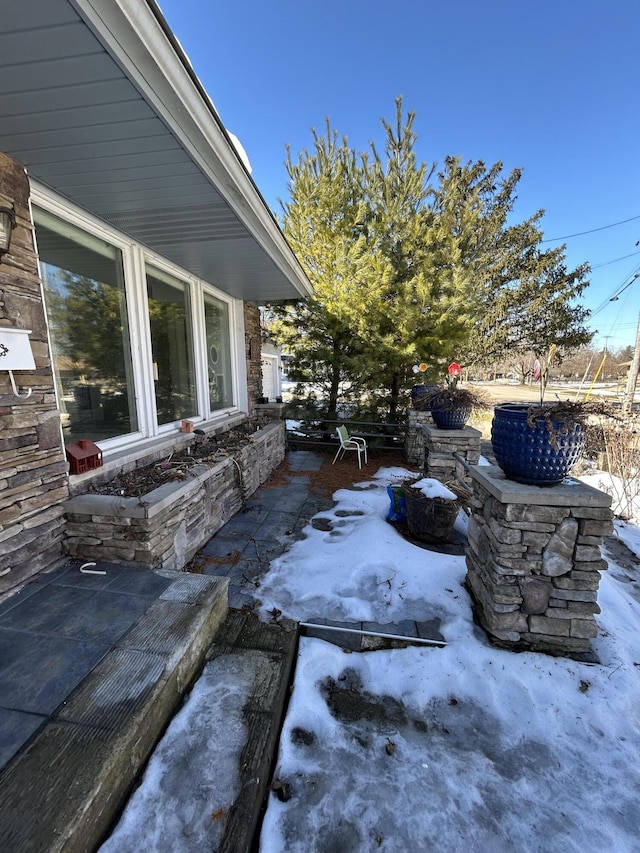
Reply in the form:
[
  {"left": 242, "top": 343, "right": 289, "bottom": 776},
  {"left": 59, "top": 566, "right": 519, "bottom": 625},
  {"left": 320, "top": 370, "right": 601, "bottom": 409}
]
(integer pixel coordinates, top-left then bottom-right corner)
[
  {"left": 466, "top": 465, "right": 613, "bottom": 657},
  {"left": 63, "top": 420, "right": 285, "bottom": 571}
]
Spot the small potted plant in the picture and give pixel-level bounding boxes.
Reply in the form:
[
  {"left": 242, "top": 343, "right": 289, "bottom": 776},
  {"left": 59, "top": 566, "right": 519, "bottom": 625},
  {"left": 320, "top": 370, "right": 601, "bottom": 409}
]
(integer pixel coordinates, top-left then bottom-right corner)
[
  {"left": 410, "top": 362, "right": 438, "bottom": 411},
  {"left": 422, "top": 364, "right": 491, "bottom": 430}
]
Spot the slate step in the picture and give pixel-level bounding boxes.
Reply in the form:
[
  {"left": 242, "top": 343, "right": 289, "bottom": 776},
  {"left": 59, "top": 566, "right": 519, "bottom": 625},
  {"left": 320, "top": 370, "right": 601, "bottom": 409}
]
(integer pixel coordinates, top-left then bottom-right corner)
[{"left": 0, "top": 573, "right": 229, "bottom": 853}]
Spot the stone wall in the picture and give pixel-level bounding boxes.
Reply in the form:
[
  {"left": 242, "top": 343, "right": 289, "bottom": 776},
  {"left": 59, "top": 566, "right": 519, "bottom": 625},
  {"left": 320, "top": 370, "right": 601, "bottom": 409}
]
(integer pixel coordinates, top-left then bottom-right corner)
[
  {"left": 63, "top": 420, "right": 286, "bottom": 571},
  {"left": 0, "top": 154, "right": 68, "bottom": 596},
  {"left": 423, "top": 423, "right": 480, "bottom": 486},
  {"left": 244, "top": 301, "right": 263, "bottom": 416},
  {"left": 405, "top": 410, "right": 433, "bottom": 466},
  {"left": 466, "top": 465, "right": 613, "bottom": 657}
]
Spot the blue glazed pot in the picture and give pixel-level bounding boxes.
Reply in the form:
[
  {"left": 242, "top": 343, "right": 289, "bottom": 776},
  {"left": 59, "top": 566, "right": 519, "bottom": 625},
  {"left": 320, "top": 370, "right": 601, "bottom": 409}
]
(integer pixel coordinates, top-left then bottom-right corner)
[
  {"left": 411, "top": 385, "right": 438, "bottom": 411},
  {"left": 431, "top": 404, "right": 472, "bottom": 430},
  {"left": 491, "top": 403, "right": 585, "bottom": 486},
  {"left": 429, "top": 390, "right": 472, "bottom": 429}
]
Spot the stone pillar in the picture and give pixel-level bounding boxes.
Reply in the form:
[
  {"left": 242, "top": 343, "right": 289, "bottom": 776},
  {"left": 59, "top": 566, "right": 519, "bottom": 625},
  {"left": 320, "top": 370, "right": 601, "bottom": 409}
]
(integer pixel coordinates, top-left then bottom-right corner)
[
  {"left": 405, "top": 409, "right": 433, "bottom": 465},
  {"left": 244, "top": 301, "right": 262, "bottom": 416},
  {"left": 0, "top": 153, "right": 69, "bottom": 596},
  {"left": 423, "top": 423, "right": 481, "bottom": 486},
  {"left": 465, "top": 465, "right": 613, "bottom": 657},
  {"left": 255, "top": 401, "right": 285, "bottom": 427}
]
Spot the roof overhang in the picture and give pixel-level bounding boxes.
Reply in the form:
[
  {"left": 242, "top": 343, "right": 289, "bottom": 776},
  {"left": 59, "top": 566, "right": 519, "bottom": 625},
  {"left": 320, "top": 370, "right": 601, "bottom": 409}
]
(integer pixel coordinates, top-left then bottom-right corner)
[{"left": 0, "top": 0, "right": 312, "bottom": 301}]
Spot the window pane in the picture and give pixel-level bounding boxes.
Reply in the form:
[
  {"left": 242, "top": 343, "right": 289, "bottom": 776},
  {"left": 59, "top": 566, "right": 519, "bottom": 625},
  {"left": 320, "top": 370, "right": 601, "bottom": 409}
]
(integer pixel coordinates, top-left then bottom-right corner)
[
  {"left": 204, "top": 292, "right": 233, "bottom": 411},
  {"left": 146, "top": 267, "right": 196, "bottom": 424},
  {"left": 34, "top": 209, "right": 138, "bottom": 442}
]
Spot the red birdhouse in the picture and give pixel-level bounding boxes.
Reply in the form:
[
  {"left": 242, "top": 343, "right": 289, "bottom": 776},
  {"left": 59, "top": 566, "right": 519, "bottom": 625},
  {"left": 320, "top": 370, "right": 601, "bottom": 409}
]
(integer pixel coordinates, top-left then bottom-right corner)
[{"left": 65, "top": 439, "right": 103, "bottom": 475}]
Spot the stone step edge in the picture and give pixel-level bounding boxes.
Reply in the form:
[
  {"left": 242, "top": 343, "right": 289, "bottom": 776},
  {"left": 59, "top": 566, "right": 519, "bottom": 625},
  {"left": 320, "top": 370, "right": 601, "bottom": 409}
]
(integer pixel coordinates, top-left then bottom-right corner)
[{"left": 207, "top": 610, "right": 299, "bottom": 853}]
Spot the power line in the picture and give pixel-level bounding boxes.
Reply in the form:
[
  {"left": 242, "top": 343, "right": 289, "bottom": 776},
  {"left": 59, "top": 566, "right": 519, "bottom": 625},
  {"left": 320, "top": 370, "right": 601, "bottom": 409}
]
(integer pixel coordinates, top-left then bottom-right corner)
[
  {"left": 541, "top": 213, "right": 640, "bottom": 243},
  {"left": 592, "top": 250, "right": 640, "bottom": 270},
  {"left": 590, "top": 261, "right": 640, "bottom": 318}
]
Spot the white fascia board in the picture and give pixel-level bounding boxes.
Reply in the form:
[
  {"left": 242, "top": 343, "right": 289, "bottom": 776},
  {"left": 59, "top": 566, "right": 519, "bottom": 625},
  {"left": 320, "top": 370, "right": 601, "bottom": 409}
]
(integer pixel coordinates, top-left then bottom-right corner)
[{"left": 69, "top": 0, "right": 312, "bottom": 299}]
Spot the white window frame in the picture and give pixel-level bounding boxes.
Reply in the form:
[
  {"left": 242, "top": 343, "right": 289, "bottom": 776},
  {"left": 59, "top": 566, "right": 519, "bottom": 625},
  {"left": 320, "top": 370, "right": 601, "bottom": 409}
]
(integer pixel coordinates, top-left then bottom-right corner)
[{"left": 31, "top": 183, "right": 246, "bottom": 456}]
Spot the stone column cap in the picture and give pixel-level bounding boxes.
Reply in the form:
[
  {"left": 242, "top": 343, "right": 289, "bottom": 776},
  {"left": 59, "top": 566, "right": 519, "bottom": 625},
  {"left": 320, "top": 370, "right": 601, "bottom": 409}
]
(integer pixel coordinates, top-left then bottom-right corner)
[
  {"left": 470, "top": 465, "right": 612, "bottom": 508},
  {"left": 421, "top": 423, "right": 482, "bottom": 439}
]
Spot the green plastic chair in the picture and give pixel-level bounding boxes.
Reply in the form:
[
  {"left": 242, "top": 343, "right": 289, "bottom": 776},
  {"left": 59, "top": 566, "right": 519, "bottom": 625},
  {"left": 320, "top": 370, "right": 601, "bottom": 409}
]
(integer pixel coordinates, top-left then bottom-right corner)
[{"left": 332, "top": 425, "right": 368, "bottom": 468}]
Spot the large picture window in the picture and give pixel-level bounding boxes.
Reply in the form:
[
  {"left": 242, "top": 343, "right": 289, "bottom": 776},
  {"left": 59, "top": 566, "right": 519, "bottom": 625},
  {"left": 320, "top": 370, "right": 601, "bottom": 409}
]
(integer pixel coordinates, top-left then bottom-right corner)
[
  {"left": 34, "top": 198, "right": 240, "bottom": 453},
  {"left": 35, "top": 209, "right": 138, "bottom": 442},
  {"left": 146, "top": 265, "right": 197, "bottom": 425},
  {"left": 204, "top": 292, "right": 233, "bottom": 411}
]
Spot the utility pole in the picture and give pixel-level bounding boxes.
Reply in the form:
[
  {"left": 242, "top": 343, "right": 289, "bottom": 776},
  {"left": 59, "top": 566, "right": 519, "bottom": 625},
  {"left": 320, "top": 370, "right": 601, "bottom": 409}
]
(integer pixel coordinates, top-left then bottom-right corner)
[{"left": 623, "top": 309, "right": 640, "bottom": 415}]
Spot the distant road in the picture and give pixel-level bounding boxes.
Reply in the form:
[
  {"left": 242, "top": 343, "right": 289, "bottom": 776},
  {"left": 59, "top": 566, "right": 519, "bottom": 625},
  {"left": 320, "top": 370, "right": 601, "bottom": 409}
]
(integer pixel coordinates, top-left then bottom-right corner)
[{"left": 468, "top": 381, "right": 623, "bottom": 405}]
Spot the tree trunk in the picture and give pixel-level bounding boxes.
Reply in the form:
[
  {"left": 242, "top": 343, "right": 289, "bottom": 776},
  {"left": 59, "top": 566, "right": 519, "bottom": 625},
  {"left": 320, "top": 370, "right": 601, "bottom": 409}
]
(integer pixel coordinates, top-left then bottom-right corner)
[
  {"left": 325, "top": 340, "right": 342, "bottom": 428},
  {"left": 388, "top": 372, "right": 401, "bottom": 422}
]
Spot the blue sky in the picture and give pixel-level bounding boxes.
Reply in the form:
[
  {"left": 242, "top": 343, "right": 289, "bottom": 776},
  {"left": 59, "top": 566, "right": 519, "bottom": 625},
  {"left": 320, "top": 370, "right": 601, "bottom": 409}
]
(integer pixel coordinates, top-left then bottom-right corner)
[{"left": 158, "top": 0, "right": 640, "bottom": 352}]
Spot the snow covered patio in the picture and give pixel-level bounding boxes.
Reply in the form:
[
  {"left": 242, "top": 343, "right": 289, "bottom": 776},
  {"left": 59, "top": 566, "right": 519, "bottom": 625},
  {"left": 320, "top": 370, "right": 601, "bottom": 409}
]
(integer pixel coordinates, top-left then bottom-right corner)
[{"left": 101, "top": 451, "right": 640, "bottom": 852}]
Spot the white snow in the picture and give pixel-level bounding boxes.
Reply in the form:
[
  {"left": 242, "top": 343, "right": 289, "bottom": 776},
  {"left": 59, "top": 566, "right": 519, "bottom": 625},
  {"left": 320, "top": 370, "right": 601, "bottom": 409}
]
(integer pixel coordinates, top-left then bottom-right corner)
[
  {"left": 102, "top": 465, "right": 640, "bottom": 853},
  {"left": 407, "top": 476, "right": 458, "bottom": 500},
  {"left": 227, "top": 131, "right": 252, "bottom": 174},
  {"left": 100, "top": 653, "right": 262, "bottom": 852},
  {"left": 578, "top": 469, "right": 640, "bottom": 524}
]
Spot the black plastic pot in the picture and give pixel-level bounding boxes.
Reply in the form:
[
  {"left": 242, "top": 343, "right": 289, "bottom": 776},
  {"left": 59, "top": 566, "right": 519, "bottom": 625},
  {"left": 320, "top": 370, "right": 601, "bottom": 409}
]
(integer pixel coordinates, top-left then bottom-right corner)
[{"left": 491, "top": 403, "right": 585, "bottom": 487}]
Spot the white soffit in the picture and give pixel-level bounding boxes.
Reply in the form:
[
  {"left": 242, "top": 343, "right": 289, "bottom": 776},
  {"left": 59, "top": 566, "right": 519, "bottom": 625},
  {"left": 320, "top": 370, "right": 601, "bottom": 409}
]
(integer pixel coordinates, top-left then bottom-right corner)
[{"left": 0, "top": 0, "right": 311, "bottom": 301}]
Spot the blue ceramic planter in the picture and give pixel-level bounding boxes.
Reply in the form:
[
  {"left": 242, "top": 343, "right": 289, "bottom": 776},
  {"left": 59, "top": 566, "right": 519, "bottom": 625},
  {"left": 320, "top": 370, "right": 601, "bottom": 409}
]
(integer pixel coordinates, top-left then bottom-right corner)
[
  {"left": 431, "top": 404, "right": 472, "bottom": 430},
  {"left": 491, "top": 403, "right": 585, "bottom": 486},
  {"left": 411, "top": 385, "right": 438, "bottom": 411}
]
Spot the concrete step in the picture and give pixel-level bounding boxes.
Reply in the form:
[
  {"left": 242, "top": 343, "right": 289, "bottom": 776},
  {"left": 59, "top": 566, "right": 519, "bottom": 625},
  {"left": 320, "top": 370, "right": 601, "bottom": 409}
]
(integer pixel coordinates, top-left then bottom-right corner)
[{"left": 0, "top": 572, "right": 229, "bottom": 853}]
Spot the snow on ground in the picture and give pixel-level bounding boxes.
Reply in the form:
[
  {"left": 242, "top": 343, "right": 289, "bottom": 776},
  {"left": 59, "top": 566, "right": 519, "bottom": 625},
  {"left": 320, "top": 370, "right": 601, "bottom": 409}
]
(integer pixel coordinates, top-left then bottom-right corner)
[
  {"left": 102, "top": 465, "right": 640, "bottom": 853},
  {"left": 258, "top": 467, "right": 470, "bottom": 628},
  {"left": 258, "top": 468, "right": 640, "bottom": 853},
  {"left": 578, "top": 469, "right": 640, "bottom": 525}
]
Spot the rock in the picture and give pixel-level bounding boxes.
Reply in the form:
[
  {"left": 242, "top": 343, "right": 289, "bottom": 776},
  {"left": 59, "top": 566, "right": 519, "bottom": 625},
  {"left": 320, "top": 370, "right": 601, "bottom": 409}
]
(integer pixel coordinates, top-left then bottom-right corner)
[{"left": 542, "top": 517, "right": 578, "bottom": 576}]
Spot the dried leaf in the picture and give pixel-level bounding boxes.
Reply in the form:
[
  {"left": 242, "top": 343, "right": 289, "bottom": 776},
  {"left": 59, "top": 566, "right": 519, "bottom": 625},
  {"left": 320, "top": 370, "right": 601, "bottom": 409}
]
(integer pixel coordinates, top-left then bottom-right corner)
[{"left": 271, "top": 777, "right": 292, "bottom": 802}]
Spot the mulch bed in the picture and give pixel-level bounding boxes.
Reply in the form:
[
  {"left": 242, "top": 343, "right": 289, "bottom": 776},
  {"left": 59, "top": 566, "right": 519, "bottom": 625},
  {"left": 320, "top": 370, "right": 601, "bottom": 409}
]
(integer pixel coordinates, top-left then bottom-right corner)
[
  {"left": 88, "top": 426, "right": 261, "bottom": 498},
  {"left": 265, "top": 450, "right": 420, "bottom": 497}
]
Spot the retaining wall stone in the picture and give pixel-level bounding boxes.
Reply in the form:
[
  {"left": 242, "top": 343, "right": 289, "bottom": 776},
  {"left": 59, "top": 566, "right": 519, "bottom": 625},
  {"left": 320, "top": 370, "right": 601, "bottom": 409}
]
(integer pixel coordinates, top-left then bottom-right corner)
[
  {"left": 63, "top": 420, "right": 285, "bottom": 571},
  {"left": 465, "top": 465, "right": 613, "bottom": 657}
]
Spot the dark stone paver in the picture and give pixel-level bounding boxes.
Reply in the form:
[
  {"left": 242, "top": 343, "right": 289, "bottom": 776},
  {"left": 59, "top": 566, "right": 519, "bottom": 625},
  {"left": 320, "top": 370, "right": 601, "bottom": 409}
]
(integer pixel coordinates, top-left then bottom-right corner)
[{"left": 0, "top": 709, "right": 45, "bottom": 769}]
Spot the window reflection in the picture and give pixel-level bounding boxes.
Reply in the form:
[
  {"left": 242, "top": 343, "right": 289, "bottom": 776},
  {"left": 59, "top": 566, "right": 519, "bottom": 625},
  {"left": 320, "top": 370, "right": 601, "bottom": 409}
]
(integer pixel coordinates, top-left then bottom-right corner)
[
  {"left": 35, "top": 209, "right": 138, "bottom": 442},
  {"left": 146, "top": 267, "right": 197, "bottom": 424},
  {"left": 204, "top": 292, "right": 233, "bottom": 411}
]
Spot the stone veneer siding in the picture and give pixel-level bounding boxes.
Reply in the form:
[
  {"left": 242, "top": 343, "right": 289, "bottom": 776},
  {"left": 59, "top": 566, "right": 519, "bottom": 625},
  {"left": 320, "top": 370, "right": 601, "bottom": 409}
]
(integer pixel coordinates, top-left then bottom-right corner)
[
  {"left": 244, "top": 301, "right": 263, "bottom": 416},
  {"left": 465, "top": 465, "right": 613, "bottom": 656},
  {"left": 0, "top": 153, "right": 68, "bottom": 596},
  {"left": 63, "top": 420, "right": 285, "bottom": 571}
]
